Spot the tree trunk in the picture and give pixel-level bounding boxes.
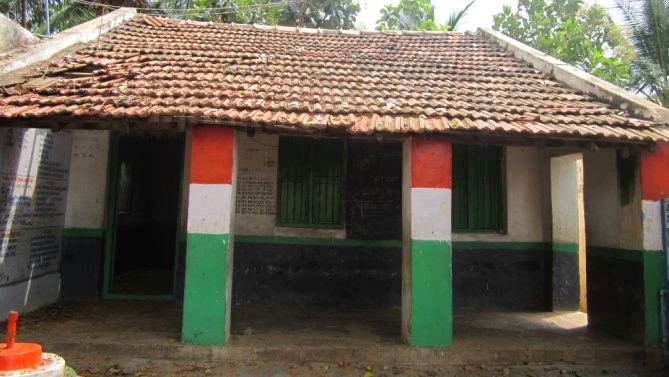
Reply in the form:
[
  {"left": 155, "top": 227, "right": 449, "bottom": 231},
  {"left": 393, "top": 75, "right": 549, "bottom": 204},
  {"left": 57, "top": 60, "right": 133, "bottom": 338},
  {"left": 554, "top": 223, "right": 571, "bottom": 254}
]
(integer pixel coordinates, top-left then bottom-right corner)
[{"left": 21, "top": 0, "right": 28, "bottom": 27}]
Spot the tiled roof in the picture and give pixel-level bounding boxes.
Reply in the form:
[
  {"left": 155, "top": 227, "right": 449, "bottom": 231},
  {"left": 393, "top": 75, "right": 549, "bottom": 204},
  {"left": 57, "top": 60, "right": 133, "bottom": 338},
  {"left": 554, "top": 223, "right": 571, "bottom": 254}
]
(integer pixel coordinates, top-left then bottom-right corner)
[{"left": 1, "top": 14, "right": 668, "bottom": 142}]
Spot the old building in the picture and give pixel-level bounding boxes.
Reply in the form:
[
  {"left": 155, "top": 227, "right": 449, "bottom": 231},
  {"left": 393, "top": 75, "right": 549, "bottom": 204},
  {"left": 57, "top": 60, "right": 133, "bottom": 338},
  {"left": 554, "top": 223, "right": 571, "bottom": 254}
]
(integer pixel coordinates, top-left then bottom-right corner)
[{"left": 0, "top": 8, "right": 668, "bottom": 349}]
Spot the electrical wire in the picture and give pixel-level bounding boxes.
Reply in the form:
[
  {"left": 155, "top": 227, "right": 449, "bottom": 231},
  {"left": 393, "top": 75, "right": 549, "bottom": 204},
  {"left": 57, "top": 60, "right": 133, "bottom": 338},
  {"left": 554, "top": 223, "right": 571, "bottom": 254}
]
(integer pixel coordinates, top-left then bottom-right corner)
[{"left": 70, "top": 0, "right": 294, "bottom": 16}]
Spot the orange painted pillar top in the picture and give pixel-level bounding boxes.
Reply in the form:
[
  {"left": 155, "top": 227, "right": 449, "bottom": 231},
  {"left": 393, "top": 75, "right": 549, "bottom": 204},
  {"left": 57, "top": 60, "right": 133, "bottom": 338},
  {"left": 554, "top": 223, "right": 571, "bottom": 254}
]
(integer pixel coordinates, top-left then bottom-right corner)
[
  {"left": 411, "top": 137, "right": 452, "bottom": 189},
  {"left": 190, "top": 127, "right": 235, "bottom": 185},
  {"left": 641, "top": 142, "right": 669, "bottom": 201}
]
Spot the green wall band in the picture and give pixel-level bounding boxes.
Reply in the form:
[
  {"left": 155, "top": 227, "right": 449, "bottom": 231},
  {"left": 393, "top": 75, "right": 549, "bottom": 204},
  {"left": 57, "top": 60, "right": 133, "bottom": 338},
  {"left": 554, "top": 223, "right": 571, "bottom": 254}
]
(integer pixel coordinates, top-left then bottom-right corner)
[
  {"left": 234, "top": 236, "right": 551, "bottom": 251},
  {"left": 552, "top": 242, "right": 579, "bottom": 254}
]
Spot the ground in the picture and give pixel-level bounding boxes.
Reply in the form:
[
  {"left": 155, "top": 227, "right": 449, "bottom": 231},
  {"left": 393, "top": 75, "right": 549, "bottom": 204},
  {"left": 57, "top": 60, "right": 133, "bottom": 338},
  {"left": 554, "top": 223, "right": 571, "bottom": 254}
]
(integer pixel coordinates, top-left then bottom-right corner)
[
  {"left": 8, "top": 301, "right": 668, "bottom": 376},
  {"left": 66, "top": 361, "right": 665, "bottom": 377}
]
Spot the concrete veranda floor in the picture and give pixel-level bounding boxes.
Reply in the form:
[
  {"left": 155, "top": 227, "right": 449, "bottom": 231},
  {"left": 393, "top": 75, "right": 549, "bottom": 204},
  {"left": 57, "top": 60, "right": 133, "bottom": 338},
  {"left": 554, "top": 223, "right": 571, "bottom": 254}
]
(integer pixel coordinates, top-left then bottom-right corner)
[{"left": 11, "top": 301, "right": 666, "bottom": 376}]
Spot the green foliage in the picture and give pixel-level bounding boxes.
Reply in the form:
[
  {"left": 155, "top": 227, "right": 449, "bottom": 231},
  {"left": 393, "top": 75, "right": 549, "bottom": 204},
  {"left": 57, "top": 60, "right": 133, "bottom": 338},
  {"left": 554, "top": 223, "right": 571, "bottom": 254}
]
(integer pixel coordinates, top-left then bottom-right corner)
[
  {"left": 0, "top": 0, "right": 139, "bottom": 34},
  {"left": 376, "top": 0, "right": 474, "bottom": 31},
  {"left": 0, "top": 0, "right": 48, "bottom": 32},
  {"left": 48, "top": 0, "right": 96, "bottom": 32},
  {"left": 493, "top": 0, "right": 634, "bottom": 88},
  {"left": 616, "top": 0, "right": 669, "bottom": 107},
  {"left": 1, "top": 0, "right": 360, "bottom": 34},
  {"left": 153, "top": 0, "right": 360, "bottom": 28},
  {"left": 277, "top": 0, "right": 360, "bottom": 28}
]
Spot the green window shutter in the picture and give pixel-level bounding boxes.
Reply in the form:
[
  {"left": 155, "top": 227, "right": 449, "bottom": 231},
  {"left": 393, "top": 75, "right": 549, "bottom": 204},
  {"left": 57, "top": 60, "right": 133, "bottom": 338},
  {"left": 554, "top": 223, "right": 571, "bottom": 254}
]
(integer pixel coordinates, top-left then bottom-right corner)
[
  {"left": 452, "top": 144, "right": 504, "bottom": 232},
  {"left": 277, "top": 137, "right": 312, "bottom": 225},
  {"left": 310, "top": 138, "right": 344, "bottom": 226},
  {"left": 277, "top": 137, "right": 344, "bottom": 227}
]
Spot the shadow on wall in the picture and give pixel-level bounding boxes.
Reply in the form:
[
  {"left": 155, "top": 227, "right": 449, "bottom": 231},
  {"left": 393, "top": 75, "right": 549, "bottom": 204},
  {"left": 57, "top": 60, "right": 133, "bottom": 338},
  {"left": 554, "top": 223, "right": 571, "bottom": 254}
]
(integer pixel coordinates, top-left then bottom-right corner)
[{"left": 0, "top": 128, "right": 72, "bottom": 314}]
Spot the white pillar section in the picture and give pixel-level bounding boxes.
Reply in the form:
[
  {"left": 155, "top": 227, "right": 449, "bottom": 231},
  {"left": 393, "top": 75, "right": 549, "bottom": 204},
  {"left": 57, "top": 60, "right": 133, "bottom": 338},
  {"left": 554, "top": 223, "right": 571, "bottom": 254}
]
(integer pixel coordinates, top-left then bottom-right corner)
[
  {"left": 410, "top": 188, "right": 452, "bottom": 241},
  {"left": 550, "top": 153, "right": 586, "bottom": 311},
  {"left": 642, "top": 200, "right": 662, "bottom": 251},
  {"left": 63, "top": 130, "right": 110, "bottom": 230},
  {"left": 0, "top": 128, "right": 72, "bottom": 314},
  {"left": 550, "top": 153, "right": 584, "bottom": 247},
  {"left": 187, "top": 184, "right": 232, "bottom": 235}
]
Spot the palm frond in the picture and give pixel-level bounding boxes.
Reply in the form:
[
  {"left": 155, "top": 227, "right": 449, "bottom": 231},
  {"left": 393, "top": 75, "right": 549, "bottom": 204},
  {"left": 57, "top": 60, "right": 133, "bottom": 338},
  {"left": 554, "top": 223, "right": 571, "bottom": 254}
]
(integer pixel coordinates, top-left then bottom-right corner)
[
  {"left": 446, "top": 0, "right": 475, "bottom": 31},
  {"left": 615, "top": 0, "right": 669, "bottom": 106},
  {"left": 49, "top": 0, "right": 96, "bottom": 33}
]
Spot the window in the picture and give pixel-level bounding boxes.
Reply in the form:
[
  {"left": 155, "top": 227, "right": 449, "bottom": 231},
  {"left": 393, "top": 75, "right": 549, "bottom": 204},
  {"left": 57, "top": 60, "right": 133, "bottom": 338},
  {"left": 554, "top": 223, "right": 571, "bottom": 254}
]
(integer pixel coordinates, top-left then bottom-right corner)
[
  {"left": 277, "top": 137, "right": 344, "bottom": 227},
  {"left": 452, "top": 144, "right": 504, "bottom": 232},
  {"left": 617, "top": 150, "right": 637, "bottom": 206}
]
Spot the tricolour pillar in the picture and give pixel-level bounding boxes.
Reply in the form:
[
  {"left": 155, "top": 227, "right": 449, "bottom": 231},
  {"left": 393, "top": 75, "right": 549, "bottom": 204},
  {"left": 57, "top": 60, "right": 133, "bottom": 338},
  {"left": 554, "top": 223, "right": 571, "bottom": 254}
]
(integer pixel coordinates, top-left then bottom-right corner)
[
  {"left": 401, "top": 136, "right": 452, "bottom": 347},
  {"left": 640, "top": 142, "right": 669, "bottom": 346},
  {"left": 182, "top": 127, "right": 236, "bottom": 345}
]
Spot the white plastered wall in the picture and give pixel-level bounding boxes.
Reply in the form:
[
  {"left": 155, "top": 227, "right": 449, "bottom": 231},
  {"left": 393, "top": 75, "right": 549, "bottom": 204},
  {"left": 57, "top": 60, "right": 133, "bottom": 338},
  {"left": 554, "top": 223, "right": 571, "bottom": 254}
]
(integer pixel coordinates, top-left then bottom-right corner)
[
  {"left": 582, "top": 149, "right": 621, "bottom": 248},
  {"left": 540, "top": 147, "right": 635, "bottom": 251},
  {"left": 453, "top": 146, "right": 545, "bottom": 243},
  {"left": 63, "top": 130, "right": 111, "bottom": 230}
]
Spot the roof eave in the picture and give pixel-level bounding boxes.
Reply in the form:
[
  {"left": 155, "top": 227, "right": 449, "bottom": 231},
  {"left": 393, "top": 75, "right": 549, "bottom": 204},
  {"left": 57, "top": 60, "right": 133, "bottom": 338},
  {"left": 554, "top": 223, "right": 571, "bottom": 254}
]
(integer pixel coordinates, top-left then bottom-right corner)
[{"left": 477, "top": 27, "right": 669, "bottom": 127}]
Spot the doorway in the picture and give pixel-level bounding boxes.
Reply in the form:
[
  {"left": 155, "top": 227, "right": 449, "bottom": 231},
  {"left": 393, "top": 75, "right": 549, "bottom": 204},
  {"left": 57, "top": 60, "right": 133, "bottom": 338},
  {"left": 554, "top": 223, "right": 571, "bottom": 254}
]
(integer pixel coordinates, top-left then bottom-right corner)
[
  {"left": 103, "top": 133, "right": 184, "bottom": 299},
  {"left": 550, "top": 153, "right": 587, "bottom": 312}
]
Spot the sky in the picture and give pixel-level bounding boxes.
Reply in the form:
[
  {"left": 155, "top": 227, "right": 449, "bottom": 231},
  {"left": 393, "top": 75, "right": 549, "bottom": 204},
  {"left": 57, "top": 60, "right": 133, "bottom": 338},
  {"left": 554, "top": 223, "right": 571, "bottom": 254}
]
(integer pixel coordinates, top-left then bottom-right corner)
[{"left": 355, "top": 0, "right": 622, "bottom": 31}]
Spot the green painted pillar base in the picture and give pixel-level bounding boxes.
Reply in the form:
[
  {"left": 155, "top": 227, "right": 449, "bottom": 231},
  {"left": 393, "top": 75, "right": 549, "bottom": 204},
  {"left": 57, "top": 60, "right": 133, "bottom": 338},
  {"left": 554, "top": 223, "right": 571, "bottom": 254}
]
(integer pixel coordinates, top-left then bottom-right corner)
[
  {"left": 182, "top": 234, "right": 230, "bottom": 345},
  {"left": 410, "top": 240, "right": 453, "bottom": 347},
  {"left": 643, "top": 250, "right": 662, "bottom": 346}
]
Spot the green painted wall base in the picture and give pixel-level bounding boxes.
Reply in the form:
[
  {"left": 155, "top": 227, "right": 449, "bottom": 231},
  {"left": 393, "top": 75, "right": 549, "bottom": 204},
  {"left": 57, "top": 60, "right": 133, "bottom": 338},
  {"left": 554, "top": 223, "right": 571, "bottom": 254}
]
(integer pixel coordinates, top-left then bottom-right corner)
[
  {"left": 182, "top": 233, "right": 230, "bottom": 345},
  {"left": 410, "top": 240, "right": 452, "bottom": 347},
  {"left": 587, "top": 246, "right": 662, "bottom": 347}
]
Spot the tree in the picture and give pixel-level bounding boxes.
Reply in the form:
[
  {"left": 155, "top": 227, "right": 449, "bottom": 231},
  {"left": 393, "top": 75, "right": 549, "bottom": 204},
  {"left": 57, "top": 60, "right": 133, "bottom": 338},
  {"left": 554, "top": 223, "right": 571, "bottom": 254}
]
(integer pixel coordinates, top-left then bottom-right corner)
[
  {"left": 616, "top": 0, "right": 669, "bottom": 107},
  {"left": 375, "top": 0, "right": 474, "bottom": 31},
  {"left": 277, "top": 0, "right": 360, "bottom": 29},
  {"left": 153, "top": 0, "right": 360, "bottom": 28},
  {"left": 0, "top": 0, "right": 47, "bottom": 32},
  {"left": 493, "top": 0, "right": 634, "bottom": 88},
  {"left": 0, "top": 0, "right": 147, "bottom": 34},
  {"left": 48, "top": 0, "right": 96, "bottom": 32},
  {"left": 1, "top": 0, "right": 360, "bottom": 34}
]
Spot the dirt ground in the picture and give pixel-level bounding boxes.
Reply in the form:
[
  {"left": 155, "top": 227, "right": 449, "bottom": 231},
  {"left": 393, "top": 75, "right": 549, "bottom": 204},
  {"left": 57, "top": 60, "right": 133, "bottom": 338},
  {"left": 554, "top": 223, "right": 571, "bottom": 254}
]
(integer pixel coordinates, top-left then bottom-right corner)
[{"left": 67, "top": 360, "right": 666, "bottom": 377}]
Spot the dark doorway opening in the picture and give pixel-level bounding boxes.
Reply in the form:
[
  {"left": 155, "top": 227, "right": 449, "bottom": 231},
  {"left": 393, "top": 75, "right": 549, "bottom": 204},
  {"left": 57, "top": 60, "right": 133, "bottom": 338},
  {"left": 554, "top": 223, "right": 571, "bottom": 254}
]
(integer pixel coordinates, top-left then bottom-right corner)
[{"left": 104, "top": 133, "right": 184, "bottom": 298}]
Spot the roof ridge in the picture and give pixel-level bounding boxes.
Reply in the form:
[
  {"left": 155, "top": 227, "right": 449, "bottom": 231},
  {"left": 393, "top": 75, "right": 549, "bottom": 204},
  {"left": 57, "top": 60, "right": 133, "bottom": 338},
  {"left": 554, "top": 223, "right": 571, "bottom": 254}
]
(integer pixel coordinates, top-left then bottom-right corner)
[{"left": 137, "top": 13, "right": 469, "bottom": 36}]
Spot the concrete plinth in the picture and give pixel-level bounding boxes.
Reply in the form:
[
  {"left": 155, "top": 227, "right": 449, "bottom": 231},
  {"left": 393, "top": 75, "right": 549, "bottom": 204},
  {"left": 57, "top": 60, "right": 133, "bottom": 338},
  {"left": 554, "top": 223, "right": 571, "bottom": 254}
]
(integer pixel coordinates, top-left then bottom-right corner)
[{"left": 17, "top": 302, "right": 662, "bottom": 369}]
